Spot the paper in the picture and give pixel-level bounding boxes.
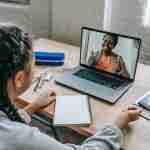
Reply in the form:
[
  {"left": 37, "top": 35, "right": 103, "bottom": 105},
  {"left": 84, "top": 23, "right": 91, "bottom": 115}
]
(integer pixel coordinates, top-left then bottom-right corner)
[{"left": 54, "top": 95, "right": 91, "bottom": 125}]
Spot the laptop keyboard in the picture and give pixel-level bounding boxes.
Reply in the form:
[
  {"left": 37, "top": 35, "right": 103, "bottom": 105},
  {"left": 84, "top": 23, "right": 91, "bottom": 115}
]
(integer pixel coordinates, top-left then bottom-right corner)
[{"left": 74, "top": 69, "right": 126, "bottom": 89}]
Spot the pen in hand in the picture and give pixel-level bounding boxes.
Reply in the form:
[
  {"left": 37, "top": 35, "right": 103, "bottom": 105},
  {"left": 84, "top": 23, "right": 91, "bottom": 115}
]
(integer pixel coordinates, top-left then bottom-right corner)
[
  {"left": 33, "top": 71, "right": 53, "bottom": 92},
  {"left": 33, "top": 76, "right": 42, "bottom": 92},
  {"left": 133, "top": 104, "right": 150, "bottom": 121}
]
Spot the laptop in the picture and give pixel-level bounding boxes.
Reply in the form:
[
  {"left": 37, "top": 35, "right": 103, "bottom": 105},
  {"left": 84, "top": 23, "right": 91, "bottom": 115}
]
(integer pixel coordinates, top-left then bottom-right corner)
[{"left": 55, "top": 27, "right": 141, "bottom": 103}]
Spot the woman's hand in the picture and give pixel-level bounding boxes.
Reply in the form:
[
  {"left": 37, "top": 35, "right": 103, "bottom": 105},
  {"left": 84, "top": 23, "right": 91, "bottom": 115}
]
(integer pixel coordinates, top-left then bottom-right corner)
[
  {"left": 24, "top": 90, "right": 56, "bottom": 116},
  {"left": 114, "top": 105, "right": 142, "bottom": 129}
]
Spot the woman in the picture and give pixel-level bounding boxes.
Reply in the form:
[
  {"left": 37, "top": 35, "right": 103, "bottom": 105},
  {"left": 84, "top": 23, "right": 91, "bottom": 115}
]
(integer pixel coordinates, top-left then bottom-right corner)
[
  {"left": 0, "top": 26, "right": 142, "bottom": 150},
  {"left": 88, "top": 34, "right": 130, "bottom": 78}
]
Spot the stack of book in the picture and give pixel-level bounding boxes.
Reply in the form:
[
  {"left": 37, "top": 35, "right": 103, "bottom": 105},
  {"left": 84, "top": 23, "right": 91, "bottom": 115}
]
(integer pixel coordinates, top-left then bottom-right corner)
[{"left": 33, "top": 51, "right": 65, "bottom": 66}]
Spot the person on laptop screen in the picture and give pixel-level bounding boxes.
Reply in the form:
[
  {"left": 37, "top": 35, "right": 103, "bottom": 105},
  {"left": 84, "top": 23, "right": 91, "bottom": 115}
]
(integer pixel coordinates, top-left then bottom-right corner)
[{"left": 88, "top": 33, "right": 130, "bottom": 78}]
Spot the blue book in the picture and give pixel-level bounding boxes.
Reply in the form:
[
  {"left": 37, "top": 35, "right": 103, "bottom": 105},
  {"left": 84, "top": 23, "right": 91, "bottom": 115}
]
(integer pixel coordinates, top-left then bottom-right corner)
[
  {"left": 33, "top": 51, "right": 65, "bottom": 61},
  {"left": 33, "top": 51, "right": 65, "bottom": 66},
  {"left": 35, "top": 59, "right": 64, "bottom": 66}
]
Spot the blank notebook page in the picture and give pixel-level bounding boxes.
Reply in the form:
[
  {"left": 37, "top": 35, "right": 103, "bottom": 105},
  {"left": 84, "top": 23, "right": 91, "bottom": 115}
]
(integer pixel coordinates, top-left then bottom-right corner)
[{"left": 54, "top": 95, "right": 91, "bottom": 125}]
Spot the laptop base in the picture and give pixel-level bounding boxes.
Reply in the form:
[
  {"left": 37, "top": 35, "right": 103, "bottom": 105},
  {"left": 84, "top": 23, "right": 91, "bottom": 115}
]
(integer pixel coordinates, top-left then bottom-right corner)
[{"left": 55, "top": 66, "right": 132, "bottom": 104}]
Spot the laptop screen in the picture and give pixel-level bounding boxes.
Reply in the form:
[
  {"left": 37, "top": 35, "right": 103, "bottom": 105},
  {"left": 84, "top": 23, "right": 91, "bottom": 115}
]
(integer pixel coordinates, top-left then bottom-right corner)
[{"left": 81, "top": 27, "right": 141, "bottom": 80}]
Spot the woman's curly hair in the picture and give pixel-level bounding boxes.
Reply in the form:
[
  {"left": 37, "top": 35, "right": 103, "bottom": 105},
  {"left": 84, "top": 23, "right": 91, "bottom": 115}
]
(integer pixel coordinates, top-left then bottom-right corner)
[{"left": 0, "top": 26, "right": 32, "bottom": 123}]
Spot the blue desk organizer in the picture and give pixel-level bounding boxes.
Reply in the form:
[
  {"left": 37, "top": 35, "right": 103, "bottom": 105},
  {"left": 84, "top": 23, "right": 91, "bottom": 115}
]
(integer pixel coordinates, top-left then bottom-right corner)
[{"left": 33, "top": 51, "right": 65, "bottom": 66}]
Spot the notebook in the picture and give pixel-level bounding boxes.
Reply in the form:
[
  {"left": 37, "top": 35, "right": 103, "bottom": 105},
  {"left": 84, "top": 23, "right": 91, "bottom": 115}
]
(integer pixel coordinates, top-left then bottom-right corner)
[{"left": 53, "top": 95, "right": 92, "bottom": 126}]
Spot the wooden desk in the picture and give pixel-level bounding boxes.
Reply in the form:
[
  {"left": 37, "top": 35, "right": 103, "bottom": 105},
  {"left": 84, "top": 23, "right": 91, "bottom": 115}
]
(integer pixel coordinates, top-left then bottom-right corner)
[{"left": 17, "top": 38, "right": 150, "bottom": 150}]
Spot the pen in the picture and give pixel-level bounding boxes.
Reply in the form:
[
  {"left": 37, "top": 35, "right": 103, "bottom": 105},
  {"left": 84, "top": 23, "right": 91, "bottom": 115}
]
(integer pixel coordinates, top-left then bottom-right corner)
[
  {"left": 133, "top": 104, "right": 150, "bottom": 121},
  {"left": 33, "top": 69, "right": 49, "bottom": 92},
  {"left": 33, "top": 71, "right": 53, "bottom": 92},
  {"left": 33, "top": 75, "right": 42, "bottom": 92},
  {"left": 139, "top": 113, "right": 150, "bottom": 121}
]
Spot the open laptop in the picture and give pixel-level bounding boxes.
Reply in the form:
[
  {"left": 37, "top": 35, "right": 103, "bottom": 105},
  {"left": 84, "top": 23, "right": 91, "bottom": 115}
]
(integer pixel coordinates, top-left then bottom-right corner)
[{"left": 55, "top": 27, "right": 141, "bottom": 103}]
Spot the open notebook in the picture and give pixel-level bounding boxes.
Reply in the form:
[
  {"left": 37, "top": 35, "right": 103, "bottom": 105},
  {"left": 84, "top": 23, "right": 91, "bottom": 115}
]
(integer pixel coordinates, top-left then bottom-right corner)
[{"left": 53, "top": 95, "right": 92, "bottom": 126}]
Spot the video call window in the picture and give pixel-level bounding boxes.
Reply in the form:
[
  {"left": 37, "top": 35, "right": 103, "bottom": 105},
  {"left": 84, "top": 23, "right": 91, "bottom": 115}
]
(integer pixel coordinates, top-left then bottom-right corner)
[{"left": 81, "top": 29, "right": 140, "bottom": 79}]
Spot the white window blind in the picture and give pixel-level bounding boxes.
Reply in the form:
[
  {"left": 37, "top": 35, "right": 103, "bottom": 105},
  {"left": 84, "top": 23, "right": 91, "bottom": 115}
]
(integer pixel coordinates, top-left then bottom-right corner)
[
  {"left": 143, "top": 0, "right": 150, "bottom": 27},
  {"left": 103, "top": 0, "right": 112, "bottom": 30}
]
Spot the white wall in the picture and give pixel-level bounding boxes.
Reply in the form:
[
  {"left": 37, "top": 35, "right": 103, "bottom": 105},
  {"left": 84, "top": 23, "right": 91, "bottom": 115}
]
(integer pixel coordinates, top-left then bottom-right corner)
[
  {"left": 51, "top": 0, "right": 105, "bottom": 46},
  {"left": 104, "top": 0, "right": 144, "bottom": 36},
  {"left": 104, "top": 0, "right": 150, "bottom": 64},
  {"left": 0, "top": 0, "right": 105, "bottom": 45},
  {"left": 0, "top": 0, "right": 51, "bottom": 38}
]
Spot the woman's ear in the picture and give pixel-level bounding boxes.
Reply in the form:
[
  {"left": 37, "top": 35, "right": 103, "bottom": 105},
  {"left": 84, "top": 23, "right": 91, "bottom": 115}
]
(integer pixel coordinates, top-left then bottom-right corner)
[
  {"left": 15, "top": 71, "right": 26, "bottom": 90},
  {"left": 14, "top": 69, "right": 32, "bottom": 94}
]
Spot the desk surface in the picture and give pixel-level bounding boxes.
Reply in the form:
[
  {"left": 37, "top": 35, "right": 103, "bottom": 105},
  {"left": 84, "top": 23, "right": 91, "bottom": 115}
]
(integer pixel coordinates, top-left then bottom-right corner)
[{"left": 18, "top": 38, "right": 150, "bottom": 150}]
